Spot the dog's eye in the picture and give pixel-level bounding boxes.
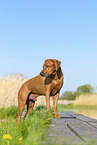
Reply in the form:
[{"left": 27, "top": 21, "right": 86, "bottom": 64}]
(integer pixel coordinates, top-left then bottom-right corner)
[{"left": 46, "top": 65, "right": 49, "bottom": 68}]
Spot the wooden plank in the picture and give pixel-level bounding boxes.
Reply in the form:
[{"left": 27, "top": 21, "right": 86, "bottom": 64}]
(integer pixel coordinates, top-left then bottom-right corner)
[
  {"left": 66, "top": 112, "right": 97, "bottom": 129},
  {"left": 67, "top": 112, "right": 97, "bottom": 122},
  {"left": 65, "top": 112, "right": 97, "bottom": 142},
  {"left": 65, "top": 117, "right": 97, "bottom": 142},
  {"left": 47, "top": 113, "right": 84, "bottom": 144},
  {"left": 88, "top": 121, "right": 97, "bottom": 128},
  {"left": 47, "top": 112, "right": 97, "bottom": 144}
]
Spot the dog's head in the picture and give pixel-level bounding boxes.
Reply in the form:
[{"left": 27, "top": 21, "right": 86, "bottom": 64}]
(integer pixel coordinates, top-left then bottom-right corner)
[{"left": 40, "top": 59, "right": 61, "bottom": 77}]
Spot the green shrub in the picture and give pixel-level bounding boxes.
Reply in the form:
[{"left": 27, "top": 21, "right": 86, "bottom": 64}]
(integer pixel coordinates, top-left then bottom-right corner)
[
  {"left": 60, "top": 84, "right": 94, "bottom": 100},
  {"left": 77, "top": 84, "right": 94, "bottom": 93},
  {"left": 60, "top": 91, "right": 80, "bottom": 100}
]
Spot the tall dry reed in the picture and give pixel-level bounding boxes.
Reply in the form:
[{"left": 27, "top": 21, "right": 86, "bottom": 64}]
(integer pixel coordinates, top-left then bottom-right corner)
[
  {"left": 0, "top": 74, "right": 53, "bottom": 108},
  {"left": 0, "top": 73, "right": 27, "bottom": 107},
  {"left": 74, "top": 93, "right": 97, "bottom": 107}
]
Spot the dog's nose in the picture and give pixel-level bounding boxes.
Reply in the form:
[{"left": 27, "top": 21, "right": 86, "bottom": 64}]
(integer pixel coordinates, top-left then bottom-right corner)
[{"left": 40, "top": 71, "right": 44, "bottom": 76}]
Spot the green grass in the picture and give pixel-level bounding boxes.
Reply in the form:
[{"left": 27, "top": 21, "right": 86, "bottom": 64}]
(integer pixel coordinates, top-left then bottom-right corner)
[
  {"left": 58, "top": 103, "right": 97, "bottom": 112},
  {"left": 0, "top": 106, "right": 18, "bottom": 119},
  {"left": 57, "top": 104, "right": 74, "bottom": 112},
  {"left": 0, "top": 106, "right": 52, "bottom": 145},
  {"left": 1, "top": 105, "right": 97, "bottom": 145}
]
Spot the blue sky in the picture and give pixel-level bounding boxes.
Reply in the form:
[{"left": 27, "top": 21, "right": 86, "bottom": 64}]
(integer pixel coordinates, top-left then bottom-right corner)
[{"left": 0, "top": 0, "right": 97, "bottom": 95}]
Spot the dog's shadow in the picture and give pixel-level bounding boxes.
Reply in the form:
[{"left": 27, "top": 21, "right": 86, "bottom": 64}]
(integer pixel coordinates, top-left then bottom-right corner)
[{"left": 60, "top": 117, "right": 76, "bottom": 119}]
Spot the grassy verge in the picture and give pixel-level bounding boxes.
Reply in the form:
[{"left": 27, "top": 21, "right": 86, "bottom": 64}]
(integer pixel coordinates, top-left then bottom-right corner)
[
  {"left": 0, "top": 106, "right": 52, "bottom": 145},
  {"left": 57, "top": 103, "right": 97, "bottom": 112},
  {"left": 57, "top": 104, "right": 74, "bottom": 112},
  {"left": 57, "top": 103, "right": 97, "bottom": 120}
]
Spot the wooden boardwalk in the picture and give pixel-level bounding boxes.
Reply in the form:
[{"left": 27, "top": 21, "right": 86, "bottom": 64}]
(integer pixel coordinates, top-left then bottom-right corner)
[{"left": 47, "top": 112, "right": 97, "bottom": 144}]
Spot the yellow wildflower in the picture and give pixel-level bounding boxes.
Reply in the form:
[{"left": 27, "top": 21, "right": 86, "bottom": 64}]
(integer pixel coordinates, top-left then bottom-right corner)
[
  {"left": 3, "top": 134, "right": 12, "bottom": 140},
  {"left": 19, "top": 137, "right": 22, "bottom": 141}
]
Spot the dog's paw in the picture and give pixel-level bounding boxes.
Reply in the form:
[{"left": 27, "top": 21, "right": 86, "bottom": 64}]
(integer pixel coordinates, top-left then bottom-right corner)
[{"left": 54, "top": 114, "right": 60, "bottom": 118}]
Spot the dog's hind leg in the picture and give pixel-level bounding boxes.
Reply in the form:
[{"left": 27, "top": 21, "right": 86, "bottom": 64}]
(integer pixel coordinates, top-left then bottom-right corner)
[
  {"left": 17, "top": 96, "right": 26, "bottom": 127},
  {"left": 24, "top": 93, "right": 38, "bottom": 120},
  {"left": 17, "top": 102, "right": 25, "bottom": 127},
  {"left": 17, "top": 86, "right": 29, "bottom": 127},
  {"left": 25, "top": 100, "right": 35, "bottom": 120}
]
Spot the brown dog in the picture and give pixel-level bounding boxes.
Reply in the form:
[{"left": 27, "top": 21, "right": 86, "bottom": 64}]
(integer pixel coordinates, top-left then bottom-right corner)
[{"left": 17, "top": 59, "right": 63, "bottom": 126}]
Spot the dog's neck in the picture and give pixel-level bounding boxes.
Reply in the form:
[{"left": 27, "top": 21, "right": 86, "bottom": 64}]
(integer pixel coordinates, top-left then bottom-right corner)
[
  {"left": 54, "top": 67, "right": 63, "bottom": 80},
  {"left": 54, "top": 73, "right": 58, "bottom": 80}
]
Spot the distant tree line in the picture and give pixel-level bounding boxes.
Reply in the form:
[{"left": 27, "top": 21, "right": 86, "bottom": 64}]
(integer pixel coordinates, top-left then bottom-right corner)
[{"left": 60, "top": 84, "right": 95, "bottom": 100}]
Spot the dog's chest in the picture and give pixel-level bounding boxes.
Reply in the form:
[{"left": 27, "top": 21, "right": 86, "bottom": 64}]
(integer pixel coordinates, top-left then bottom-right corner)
[
  {"left": 50, "top": 79, "right": 62, "bottom": 95},
  {"left": 52, "top": 79, "right": 60, "bottom": 87},
  {"left": 51, "top": 73, "right": 63, "bottom": 96}
]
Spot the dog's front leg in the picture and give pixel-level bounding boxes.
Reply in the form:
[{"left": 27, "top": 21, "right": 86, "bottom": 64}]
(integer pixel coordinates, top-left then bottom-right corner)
[
  {"left": 45, "top": 86, "right": 53, "bottom": 117},
  {"left": 53, "top": 93, "right": 60, "bottom": 118}
]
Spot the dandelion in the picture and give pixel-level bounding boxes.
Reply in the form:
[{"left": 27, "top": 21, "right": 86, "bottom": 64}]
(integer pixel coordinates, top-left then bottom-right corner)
[
  {"left": 3, "top": 134, "right": 12, "bottom": 140},
  {"left": 19, "top": 137, "right": 22, "bottom": 141},
  {"left": 19, "top": 137, "right": 23, "bottom": 144},
  {"left": 3, "top": 134, "right": 12, "bottom": 145}
]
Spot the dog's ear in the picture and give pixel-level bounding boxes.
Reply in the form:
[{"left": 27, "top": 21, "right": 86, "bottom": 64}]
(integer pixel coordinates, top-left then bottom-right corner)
[{"left": 53, "top": 59, "right": 61, "bottom": 70}]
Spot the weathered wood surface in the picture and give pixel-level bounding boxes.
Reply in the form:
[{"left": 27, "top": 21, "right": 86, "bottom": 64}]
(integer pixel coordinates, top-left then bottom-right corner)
[{"left": 47, "top": 112, "right": 97, "bottom": 144}]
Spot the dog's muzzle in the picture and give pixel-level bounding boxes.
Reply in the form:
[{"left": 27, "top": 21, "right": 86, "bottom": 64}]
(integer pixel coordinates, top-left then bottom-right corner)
[
  {"left": 40, "top": 70, "right": 56, "bottom": 77},
  {"left": 40, "top": 71, "right": 45, "bottom": 77}
]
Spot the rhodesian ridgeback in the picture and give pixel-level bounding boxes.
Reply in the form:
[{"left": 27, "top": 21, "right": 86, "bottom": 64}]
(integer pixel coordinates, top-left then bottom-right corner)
[{"left": 17, "top": 59, "right": 63, "bottom": 126}]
